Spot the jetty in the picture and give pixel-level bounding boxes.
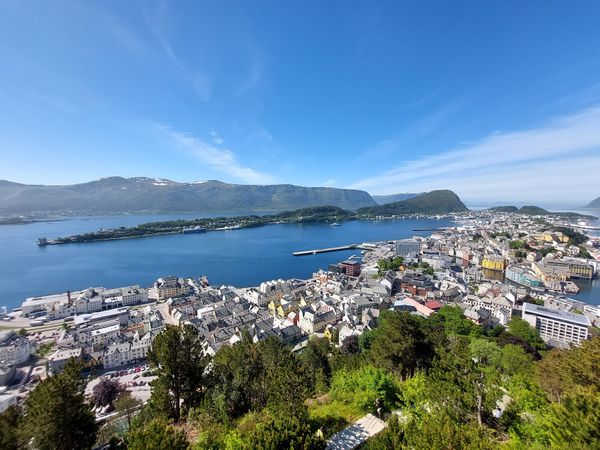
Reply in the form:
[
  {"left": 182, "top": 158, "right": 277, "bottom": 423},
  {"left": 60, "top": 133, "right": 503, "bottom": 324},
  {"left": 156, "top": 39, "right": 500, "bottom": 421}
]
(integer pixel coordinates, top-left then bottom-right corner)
[{"left": 293, "top": 244, "right": 357, "bottom": 256}]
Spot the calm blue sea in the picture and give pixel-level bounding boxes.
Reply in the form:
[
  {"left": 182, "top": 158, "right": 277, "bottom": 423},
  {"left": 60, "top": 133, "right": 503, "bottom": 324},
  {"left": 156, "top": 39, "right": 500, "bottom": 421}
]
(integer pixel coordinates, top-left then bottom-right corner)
[
  {"left": 0, "top": 212, "right": 598, "bottom": 310},
  {"left": 0, "top": 213, "right": 452, "bottom": 310}
]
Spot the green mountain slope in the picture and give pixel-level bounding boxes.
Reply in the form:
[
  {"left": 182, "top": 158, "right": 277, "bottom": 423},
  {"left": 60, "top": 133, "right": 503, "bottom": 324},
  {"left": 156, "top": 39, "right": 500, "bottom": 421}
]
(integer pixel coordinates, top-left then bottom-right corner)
[
  {"left": 357, "top": 190, "right": 468, "bottom": 215},
  {"left": 0, "top": 177, "right": 377, "bottom": 216}
]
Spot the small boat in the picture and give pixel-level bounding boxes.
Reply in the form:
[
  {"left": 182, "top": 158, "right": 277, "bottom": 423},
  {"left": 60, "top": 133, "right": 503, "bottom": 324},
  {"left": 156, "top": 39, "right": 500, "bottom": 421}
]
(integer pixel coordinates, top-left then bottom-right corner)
[{"left": 331, "top": 222, "right": 340, "bottom": 227}]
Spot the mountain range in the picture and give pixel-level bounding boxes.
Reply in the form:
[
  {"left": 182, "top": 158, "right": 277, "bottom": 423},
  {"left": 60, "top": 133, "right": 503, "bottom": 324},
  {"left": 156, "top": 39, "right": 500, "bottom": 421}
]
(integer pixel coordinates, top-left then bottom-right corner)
[
  {"left": 357, "top": 190, "right": 468, "bottom": 215},
  {"left": 0, "top": 177, "right": 377, "bottom": 217}
]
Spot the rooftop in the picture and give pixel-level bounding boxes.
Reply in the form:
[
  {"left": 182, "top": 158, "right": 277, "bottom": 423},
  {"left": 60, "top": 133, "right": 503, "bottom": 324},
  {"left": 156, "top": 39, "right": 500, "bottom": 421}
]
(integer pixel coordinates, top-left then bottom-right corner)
[{"left": 523, "top": 302, "right": 591, "bottom": 327}]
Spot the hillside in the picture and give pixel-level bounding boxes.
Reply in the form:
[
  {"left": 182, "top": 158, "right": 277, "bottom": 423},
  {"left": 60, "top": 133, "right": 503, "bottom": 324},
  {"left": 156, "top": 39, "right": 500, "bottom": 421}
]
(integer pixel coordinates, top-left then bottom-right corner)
[
  {"left": 585, "top": 196, "right": 600, "bottom": 209},
  {"left": 488, "top": 205, "right": 596, "bottom": 219},
  {"left": 0, "top": 177, "right": 377, "bottom": 216},
  {"left": 357, "top": 190, "right": 468, "bottom": 215},
  {"left": 371, "top": 192, "right": 421, "bottom": 205}
]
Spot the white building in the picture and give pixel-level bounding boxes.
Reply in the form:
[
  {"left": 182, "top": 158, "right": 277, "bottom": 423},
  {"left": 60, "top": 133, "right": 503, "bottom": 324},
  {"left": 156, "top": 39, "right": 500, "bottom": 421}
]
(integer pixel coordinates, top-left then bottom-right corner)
[
  {"left": 522, "top": 303, "right": 590, "bottom": 347},
  {"left": 90, "top": 324, "right": 120, "bottom": 347},
  {"left": 48, "top": 348, "right": 83, "bottom": 373},
  {"left": 0, "top": 330, "right": 31, "bottom": 365}
]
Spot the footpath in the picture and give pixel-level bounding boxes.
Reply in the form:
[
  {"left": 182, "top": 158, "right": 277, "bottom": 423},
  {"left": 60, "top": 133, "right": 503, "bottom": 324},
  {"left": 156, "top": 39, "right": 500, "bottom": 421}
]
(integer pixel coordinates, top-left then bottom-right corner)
[{"left": 326, "top": 413, "right": 387, "bottom": 450}]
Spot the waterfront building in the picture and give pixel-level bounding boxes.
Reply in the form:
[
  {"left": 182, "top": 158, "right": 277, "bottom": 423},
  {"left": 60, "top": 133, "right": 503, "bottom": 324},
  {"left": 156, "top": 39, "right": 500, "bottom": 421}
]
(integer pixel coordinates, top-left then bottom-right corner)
[
  {"left": 481, "top": 256, "right": 506, "bottom": 271},
  {"left": 522, "top": 303, "right": 590, "bottom": 347},
  {"left": 505, "top": 265, "right": 542, "bottom": 288},
  {"left": 154, "top": 276, "right": 190, "bottom": 300},
  {"left": 544, "top": 258, "right": 594, "bottom": 280},
  {"left": 341, "top": 260, "right": 361, "bottom": 277}
]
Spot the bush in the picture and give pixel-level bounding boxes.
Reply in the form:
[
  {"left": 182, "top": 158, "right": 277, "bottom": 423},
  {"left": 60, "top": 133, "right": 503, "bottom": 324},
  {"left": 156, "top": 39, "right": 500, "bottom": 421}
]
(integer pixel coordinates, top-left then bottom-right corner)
[{"left": 330, "top": 365, "right": 400, "bottom": 413}]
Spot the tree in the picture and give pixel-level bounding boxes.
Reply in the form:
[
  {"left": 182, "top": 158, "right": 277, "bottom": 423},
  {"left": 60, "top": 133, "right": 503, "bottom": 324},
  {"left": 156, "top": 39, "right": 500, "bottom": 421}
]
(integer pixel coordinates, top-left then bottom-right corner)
[
  {"left": 147, "top": 324, "right": 208, "bottom": 421},
  {"left": 23, "top": 360, "right": 98, "bottom": 450},
  {"left": 0, "top": 405, "right": 25, "bottom": 450},
  {"left": 433, "top": 306, "right": 481, "bottom": 337},
  {"left": 330, "top": 365, "right": 400, "bottom": 413},
  {"left": 244, "top": 415, "right": 326, "bottom": 450},
  {"left": 340, "top": 334, "right": 360, "bottom": 355},
  {"left": 301, "top": 337, "right": 332, "bottom": 394},
  {"left": 369, "top": 311, "right": 432, "bottom": 379},
  {"left": 507, "top": 318, "right": 546, "bottom": 351},
  {"left": 546, "top": 395, "right": 600, "bottom": 449},
  {"left": 126, "top": 418, "right": 189, "bottom": 450},
  {"left": 114, "top": 392, "right": 142, "bottom": 430},
  {"left": 93, "top": 378, "right": 124, "bottom": 408}
]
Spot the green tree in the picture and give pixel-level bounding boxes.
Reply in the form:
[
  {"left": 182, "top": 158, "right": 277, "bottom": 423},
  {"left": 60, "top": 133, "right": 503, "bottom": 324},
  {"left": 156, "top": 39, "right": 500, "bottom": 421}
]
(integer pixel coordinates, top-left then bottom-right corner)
[
  {"left": 507, "top": 318, "right": 546, "bottom": 351},
  {"left": 23, "top": 360, "right": 98, "bottom": 450},
  {"left": 330, "top": 365, "right": 400, "bottom": 413},
  {"left": 546, "top": 395, "right": 600, "bottom": 449},
  {"left": 126, "top": 418, "right": 189, "bottom": 450},
  {"left": 369, "top": 311, "right": 432, "bottom": 379},
  {"left": 243, "top": 415, "right": 326, "bottom": 450},
  {"left": 405, "top": 411, "right": 496, "bottom": 450},
  {"left": 114, "top": 391, "right": 142, "bottom": 430},
  {"left": 0, "top": 405, "right": 25, "bottom": 450},
  {"left": 147, "top": 324, "right": 208, "bottom": 421},
  {"left": 301, "top": 337, "right": 332, "bottom": 394}
]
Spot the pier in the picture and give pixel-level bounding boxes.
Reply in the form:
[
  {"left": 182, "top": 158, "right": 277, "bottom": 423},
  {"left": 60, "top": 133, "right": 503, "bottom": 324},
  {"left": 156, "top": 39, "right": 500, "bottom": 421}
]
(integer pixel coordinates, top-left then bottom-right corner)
[{"left": 293, "top": 244, "right": 357, "bottom": 256}]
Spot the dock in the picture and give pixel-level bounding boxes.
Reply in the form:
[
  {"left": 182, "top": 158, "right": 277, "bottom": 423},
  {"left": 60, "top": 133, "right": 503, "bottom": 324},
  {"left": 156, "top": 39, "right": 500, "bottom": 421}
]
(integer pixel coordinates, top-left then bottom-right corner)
[{"left": 293, "top": 244, "right": 357, "bottom": 256}]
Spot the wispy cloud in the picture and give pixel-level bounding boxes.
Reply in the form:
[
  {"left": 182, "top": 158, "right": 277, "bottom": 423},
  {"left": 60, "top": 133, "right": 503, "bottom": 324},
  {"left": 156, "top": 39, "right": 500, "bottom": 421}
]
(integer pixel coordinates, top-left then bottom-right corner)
[
  {"left": 140, "top": 0, "right": 212, "bottom": 101},
  {"left": 155, "top": 124, "right": 275, "bottom": 184},
  {"left": 350, "top": 106, "right": 600, "bottom": 203}
]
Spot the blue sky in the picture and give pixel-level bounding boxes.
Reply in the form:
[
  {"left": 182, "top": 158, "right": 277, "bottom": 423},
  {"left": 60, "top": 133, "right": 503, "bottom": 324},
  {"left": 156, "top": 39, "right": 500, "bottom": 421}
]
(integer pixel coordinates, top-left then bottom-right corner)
[{"left": 1, "top": 1, "right": 600, "bottom": 206}]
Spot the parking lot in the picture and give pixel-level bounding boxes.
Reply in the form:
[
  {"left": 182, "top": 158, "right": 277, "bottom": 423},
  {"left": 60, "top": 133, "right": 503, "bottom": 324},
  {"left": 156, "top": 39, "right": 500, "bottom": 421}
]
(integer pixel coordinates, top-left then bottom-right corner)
[{"left": 85, "top": 364, "right": 156, "bottom": 404}]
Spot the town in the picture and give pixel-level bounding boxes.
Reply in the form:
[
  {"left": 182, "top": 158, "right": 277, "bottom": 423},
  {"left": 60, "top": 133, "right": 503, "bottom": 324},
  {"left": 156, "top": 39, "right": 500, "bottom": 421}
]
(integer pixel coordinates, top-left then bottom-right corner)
[{"left": 1, "top": 209, "right": 598, "bottom": 419}]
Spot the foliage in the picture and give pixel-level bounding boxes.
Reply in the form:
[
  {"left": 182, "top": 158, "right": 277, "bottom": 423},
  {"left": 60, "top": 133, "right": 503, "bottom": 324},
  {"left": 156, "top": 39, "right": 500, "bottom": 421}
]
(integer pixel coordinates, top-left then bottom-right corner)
[
  {"left": 126, "top": 418, "right": 189, "bottom": 450},
  {"left": 369, "top": 311, "right": 432, "bottom": 379},
  {"left": 339, "top": 334, "right": 360, "bottom": 355},
  {"left": 93, "top": 378, "right": 124, "bottom": 408},
  {"left": 301, "top": 337, "right": 333, "bottom": 394},
  {"left": 35, "top": 342, "right": 54, "bottom": 357},
  {"left": 207, "top": 334, "right": 309, "bottom": 421},
  {"left": 431, "top": 306, "right": 481, "bottom": 337},
  {"left": 243, "top": 414, "right": 326, "bottom": 450},
  {"left": 330, "top": 365, "right": 400, "bottom": 413},
  {"left": 114, "top": 391, "right": 142, "bottom": 430},
  {"left": 0, "top": 405, "right": 25, "bottom": 450},
  {"left": 546, "top": 394, "right": 600, "bottom": 449},
  {"left": 23, "top": 359, "right": 98, "bottom": 450},
  {"left": 507, "top": 317, "right": 546, "bottom": 351},
  {"left": 147, "top": 324, "right": 208, "bottom": 421},
  {"left": 377, "top": 256, "right": 404, "bottom": 275}
]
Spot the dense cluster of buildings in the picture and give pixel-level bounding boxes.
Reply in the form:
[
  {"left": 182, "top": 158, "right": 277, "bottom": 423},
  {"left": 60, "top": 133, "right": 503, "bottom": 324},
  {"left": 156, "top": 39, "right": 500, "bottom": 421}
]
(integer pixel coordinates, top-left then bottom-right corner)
[{"left": 2, "top": 210, "right": 598, "bottom": 413}]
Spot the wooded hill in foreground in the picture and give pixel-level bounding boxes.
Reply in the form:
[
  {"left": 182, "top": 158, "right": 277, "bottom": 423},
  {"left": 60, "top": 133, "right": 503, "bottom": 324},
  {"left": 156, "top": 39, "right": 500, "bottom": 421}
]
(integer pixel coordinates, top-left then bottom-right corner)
[{"left": 2, "top": 306, "right": 598, "bottom": 449}]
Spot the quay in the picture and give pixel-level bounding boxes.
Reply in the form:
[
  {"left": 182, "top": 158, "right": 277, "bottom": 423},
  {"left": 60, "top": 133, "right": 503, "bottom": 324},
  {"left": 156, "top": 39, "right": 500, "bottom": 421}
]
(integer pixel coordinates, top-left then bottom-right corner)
[{"left": 293, "top": 244, "right": 357, "bottom": 256}]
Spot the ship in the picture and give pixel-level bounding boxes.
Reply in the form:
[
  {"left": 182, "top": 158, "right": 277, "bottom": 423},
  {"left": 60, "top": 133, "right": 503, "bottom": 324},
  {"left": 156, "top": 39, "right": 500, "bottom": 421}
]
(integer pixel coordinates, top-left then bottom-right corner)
[{"left": 181, "top": 226, "right": 207, "bottom": 234}]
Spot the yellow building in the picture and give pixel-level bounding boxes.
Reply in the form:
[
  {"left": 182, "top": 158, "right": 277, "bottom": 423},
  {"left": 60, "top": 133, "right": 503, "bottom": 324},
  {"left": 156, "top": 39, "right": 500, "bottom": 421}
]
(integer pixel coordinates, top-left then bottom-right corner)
[{"left": 482, "top": 256, "right": 506, "bottom": 271}]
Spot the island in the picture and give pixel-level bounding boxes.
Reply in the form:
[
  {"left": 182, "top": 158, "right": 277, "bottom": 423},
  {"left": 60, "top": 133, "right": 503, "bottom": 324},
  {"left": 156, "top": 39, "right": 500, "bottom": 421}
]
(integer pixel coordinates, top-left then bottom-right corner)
[{"left": 37, "top": 206, "right": 357, "bottom": 246}]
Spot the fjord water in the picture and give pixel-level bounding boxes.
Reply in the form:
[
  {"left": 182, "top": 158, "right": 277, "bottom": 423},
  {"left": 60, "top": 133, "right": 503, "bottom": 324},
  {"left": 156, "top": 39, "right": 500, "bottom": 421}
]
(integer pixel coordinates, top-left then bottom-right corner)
[
  {"left": 0, "top": 213, "right": 453, "bottom": 310},
  {"left": 1, "top": 213, "right": 598, "bottom": 310}
]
